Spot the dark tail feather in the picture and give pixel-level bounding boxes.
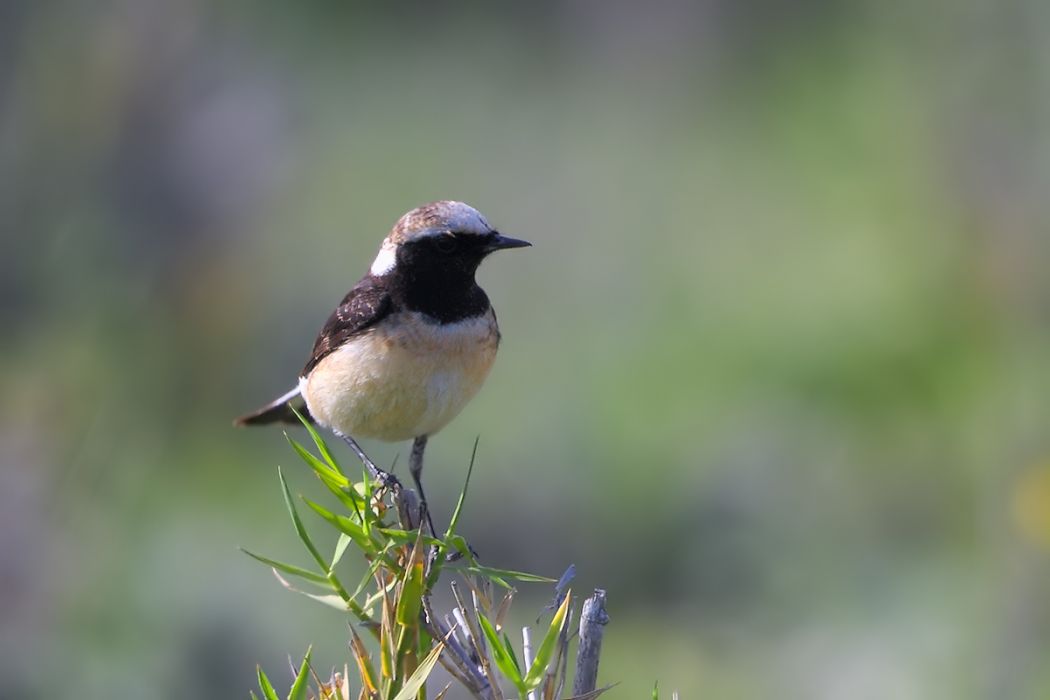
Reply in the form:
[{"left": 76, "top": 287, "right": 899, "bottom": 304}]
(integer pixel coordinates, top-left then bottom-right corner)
[{"left": 234, "top": 387, "right": 313, "bottom": 426}]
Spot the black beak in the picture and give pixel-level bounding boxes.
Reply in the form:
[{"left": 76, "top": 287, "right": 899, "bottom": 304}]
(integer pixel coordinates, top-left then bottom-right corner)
[{"left": 485, "top": 232, "right": 532, "bottom": 252}]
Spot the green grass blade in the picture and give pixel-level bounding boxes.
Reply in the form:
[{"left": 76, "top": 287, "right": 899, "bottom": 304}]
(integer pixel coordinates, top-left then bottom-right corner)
[
  {"left": 256, "top": 666, "right": 280, "bottom": 700},
  {"left": 478, "top": 612, "right": 525, "bottom": 691},
  {"left": 426, "top": 438, "right": 480, "bottom": 587},
  {"left": 391, "top": 642, "right": 445, "bottom": 700},
  {"left": 377, "top": 528, "right": 442, "bottom": 547},
  {"left": 331, "top": 532, "right": 352, "bottom": 569},
  {"left": 348, "top": 542, "right": 396, "bottom": 603},
  {"left": 461, "top": 563, "right": 556, "bottom": 585},
  {"left": 289, "top": 590, "right": 352, "bottom": 611},
  {"left": 349, "top": 626, "right": 379, "bottom": 695},
  {"left": 503, "top": 632, "right": 522, "bottom": 677},
  {"left": 240, "top": 548, "right": 332, "bottom": 587},
  {"left": 361, "top": 576, "right": 399, "bottom": 615},
  {"left": 291, "top": 405, "right": 344, "bottom": 475},
  {"left": 303, "top": 497, "right": 376, "bottom": 554},
  {"left": 287, "top": 435, "right": 367, "bottom": 517},
  {"left": 286, "top": 434, "right": 347, "bottom": 487},
  {"left": 278, "top": 466, "right": 329, "bottom": 573},
  {"left": 360, "top": 467, "right": 382, "bottom": 537},
  {"left": 288, "top": 647, "right": 312, "bottom": 700},
  {"left": 335, "top": 485, "right": 369, "bottom": 525},
  {"left": 523, "top": 591, "right": 571, "bottom": 690},
  {"left": 444, "top": 436, "right": 480, "bottom": 540},
  {"left": 272, "top": 570, "right": 353, "bottom": 611},
  {"left": 395, "top": 535, "right": 426, "bottom": 626}
]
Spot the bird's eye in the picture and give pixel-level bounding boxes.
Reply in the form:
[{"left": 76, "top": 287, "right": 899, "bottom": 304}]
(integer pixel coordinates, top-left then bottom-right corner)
[{"left": 434, "top": 234, "right": 457, "bottom": 253}]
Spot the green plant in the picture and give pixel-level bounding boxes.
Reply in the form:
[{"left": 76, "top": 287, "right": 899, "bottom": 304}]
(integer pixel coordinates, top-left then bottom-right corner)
[{"left": 244, "top": 414, "right": 611, "bottom": 699}]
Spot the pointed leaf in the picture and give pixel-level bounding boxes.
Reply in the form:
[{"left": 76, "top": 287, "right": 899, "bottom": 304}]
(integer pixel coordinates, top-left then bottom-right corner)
[
  {"left": 395, "top": 534, "right": 426, "bottom": 626},
  {"left": 288, "top": 435, "right": 367, "bottom": 518},
  {"left": 279, "top": 467, "right": 328, "bottom": 573},
  {"left": 349, "top": 626, "right": 379, "bottom": 694},
  {"left": 524, "top": 591, "right": 571, "bottom": 690},
  {"left": 427, "top": 438, "right": 480, "bottom": 588},
  {"left": 361, "top": 576, "right": 399, "bottom": 614},
  {"left": 291, "top": 405, "right": 344, "bottom": 475},
  {"left": 391, "top": 642, "right": 444, "bottom": 700},
  {"left": 272, "top": 570, "right": 352, "bottom": 611},
  {"left": 503, "top": 632, "right": 522, "bottom": 677},
  {"left": 458, "top": 562, "right": 554, "bottom": 588},
  {"left": 333, "top": 483, "right": 369, "bottom": 523},
  {"left": 241, "top": 548, "right": 331, "bottom": 587},
  {"left": 377, "top": 528, "right": 442, "bottom": 547},
  {"left": 257, "top": 666, "right": 281, "bottom": 700},
  {"left": 444, "top": 437, "right": 480, "bottom": 540},
  {"left": 379, "top": 586, "right": 395, "bottom": 680},
  {"left": 478, "top": 613, "right": 524, "bottom": 689},
  {"left": 332, "top": 532, "right": 353, "bottom": 569},
  {"left": 303, "top": 498, "right": 375, "bottom": 553},
  {"left": 493, "top": 589, "right": 515, "bottom": 630},
  {"left": 288, "top": 647, "right": 312, "bottom": 700},
  {"left": 349, "top": 543, "right": 398, "bottom": 604},
  {"left": 287, "top": 434, "right": 347, "bottom": 485},
  {"left": 360, "top": 470, "right": 374, "bottom": 537}
]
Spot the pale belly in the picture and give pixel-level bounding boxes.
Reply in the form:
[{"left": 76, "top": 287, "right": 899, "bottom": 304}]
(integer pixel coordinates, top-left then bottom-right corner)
[{"left": 300, "top": 310, "right": 500, "bottom": 442}]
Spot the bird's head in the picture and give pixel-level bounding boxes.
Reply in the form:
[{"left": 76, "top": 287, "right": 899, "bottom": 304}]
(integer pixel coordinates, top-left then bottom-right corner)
[{"left": 370, "top": 201, "right": 530, "bottom": 279}]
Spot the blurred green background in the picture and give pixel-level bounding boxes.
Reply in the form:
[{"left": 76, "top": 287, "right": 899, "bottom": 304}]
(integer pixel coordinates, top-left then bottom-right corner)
[{"left": 3, "top": 1, "right": 1050, "bottom": 698}]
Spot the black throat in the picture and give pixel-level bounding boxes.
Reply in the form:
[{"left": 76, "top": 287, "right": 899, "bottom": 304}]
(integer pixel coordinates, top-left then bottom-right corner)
[
  {"left": 396, "top": 271, "right": 489, "bottom": 323},
  {"left": 389, "top": 260, "right": 490, "bottom": 324}
]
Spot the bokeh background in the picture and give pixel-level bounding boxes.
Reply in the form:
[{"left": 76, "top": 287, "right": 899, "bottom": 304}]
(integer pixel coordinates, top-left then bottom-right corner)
[{"left": 3, "top": 1, "right": 1050, "bottom": 698}]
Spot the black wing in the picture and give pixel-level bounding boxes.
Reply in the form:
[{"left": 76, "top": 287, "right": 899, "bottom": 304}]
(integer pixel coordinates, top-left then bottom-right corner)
[
  {"left": 234, "top": 276, "right": 393, "bottom": 428},
  {"left": 300, "top": 276, "right": 394, "bottom": 377}
]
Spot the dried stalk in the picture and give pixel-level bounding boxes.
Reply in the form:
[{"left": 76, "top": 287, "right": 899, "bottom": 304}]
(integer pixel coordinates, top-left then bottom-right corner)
[
  {"left": 522, "top": 626, "right": 536, "bottom": 700},
  {"left": 572, "top": 590, "right": 609, "bottom": 697}
]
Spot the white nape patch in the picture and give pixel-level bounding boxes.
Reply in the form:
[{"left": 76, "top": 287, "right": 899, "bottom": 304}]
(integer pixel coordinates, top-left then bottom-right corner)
[{"left": 370, "top": 242, "right": 397, "bottom": 276}]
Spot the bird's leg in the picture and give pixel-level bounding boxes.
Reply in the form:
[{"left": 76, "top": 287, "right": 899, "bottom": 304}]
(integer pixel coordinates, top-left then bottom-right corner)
[
  {"left": 336, "top": 431, "right": 401, "bottom": 491},
  {"left": 409, "top": 435, "right": 439, "bottom": 539}
]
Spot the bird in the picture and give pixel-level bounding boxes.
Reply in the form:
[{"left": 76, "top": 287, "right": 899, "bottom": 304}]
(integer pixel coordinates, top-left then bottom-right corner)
[{"left": 235, "top": 201, "right": 530, "bottom": 533}]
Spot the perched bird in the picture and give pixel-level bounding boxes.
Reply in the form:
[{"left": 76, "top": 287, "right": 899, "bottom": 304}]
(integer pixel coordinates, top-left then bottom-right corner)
[{"left": 235, "top": 201, "right": 530, "bottom": 531}]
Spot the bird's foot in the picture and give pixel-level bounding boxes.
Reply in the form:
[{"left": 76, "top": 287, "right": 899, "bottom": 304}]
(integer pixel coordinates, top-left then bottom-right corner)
[
  {"left": 337, "top": 432, "right": 402, "bottom": 490},
  {"left": 372, "top": 468, "right": 403, "bottom": 493}
]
